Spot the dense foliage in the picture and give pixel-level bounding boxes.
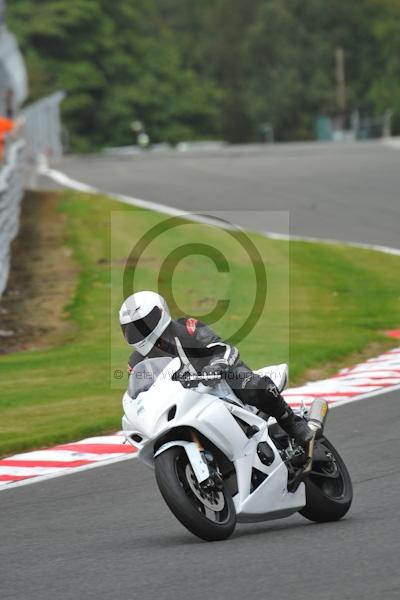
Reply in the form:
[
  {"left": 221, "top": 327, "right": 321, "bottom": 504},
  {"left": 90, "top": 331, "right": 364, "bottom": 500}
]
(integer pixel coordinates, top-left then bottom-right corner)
[{"left": 6, "top": 0, "right": 400, "bottom": 150}]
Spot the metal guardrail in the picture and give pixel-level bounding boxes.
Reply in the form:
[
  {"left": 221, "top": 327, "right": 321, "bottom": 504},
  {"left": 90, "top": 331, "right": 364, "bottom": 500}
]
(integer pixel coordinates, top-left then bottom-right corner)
[
  {"left": 0, "top": 138, "right": 25, "bottom": 296},
  {"left": 23, "top": 91, "right": 65, "bottom": 161},
  {"left": 0, "top": 89, "right": 65, "bottom": 297}
]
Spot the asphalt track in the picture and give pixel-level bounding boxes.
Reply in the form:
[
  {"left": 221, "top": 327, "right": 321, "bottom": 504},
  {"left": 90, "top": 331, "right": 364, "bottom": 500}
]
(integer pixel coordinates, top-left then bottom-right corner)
[
  {"left": 48, "top": 140, "right": 400, "bottom": 249},
  {"left": 2, "top": 141, "right": 399, "bottom": 599},
  {"left": 1, "top": 391, "right": 400, "bottom": 600}
]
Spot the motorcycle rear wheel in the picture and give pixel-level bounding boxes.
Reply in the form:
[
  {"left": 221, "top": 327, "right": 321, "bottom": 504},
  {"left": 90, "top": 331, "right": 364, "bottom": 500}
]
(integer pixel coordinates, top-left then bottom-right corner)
[
  {"left": 299, "top": 436, "right": 353, "bottom": 523},
  {"left": 155, "top": 446, "right": 236, "bottom": 541}
]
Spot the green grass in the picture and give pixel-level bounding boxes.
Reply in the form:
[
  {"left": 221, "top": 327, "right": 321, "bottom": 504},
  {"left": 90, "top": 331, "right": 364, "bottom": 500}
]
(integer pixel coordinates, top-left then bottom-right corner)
[{"left": 0, "top": 190, "right": 399, "bottom": 457}]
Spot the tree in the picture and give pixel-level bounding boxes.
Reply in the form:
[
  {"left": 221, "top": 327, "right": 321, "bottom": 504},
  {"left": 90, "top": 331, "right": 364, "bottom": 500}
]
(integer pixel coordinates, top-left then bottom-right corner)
[
  {"left": 6, "top": 0, "right": 399, "bottom": 147},
  {"left": 7, "top": 0, "right": 221, "bottom": 150},
  {"left": 244, "top": 0, "right": 381, "bottom": 141},
  {"left": 369, "top": 0, "right": 400, "bottom": 133}
]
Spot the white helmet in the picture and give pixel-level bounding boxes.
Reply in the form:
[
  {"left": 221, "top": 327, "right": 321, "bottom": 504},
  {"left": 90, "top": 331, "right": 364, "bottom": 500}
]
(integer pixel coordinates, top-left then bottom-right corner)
[{"left": 119, "top": 291, "right": 171, "bottom": 356}]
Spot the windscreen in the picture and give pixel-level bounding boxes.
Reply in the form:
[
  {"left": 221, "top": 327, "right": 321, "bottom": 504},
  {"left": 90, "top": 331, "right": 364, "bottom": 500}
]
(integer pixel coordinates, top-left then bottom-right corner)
[{"left": 128, "top": 357, "right": 174, "bottom": 400}]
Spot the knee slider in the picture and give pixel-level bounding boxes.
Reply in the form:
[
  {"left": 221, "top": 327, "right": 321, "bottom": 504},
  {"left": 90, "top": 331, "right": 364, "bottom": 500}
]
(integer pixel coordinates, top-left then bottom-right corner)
[{"left": 239, "top": 372, "right": 267, "bottom": 410}]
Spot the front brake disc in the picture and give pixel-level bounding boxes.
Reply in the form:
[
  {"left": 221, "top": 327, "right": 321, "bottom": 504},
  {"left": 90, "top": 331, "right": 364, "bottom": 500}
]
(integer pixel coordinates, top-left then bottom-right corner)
[{"left": 185, "top": 464, "right": 225, "bottom": 511}]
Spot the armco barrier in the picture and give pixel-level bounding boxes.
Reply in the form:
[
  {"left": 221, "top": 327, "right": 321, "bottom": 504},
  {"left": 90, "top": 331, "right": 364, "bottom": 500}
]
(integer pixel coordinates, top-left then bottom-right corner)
[
  {"left": 23, "top": 91, "right": 65, "bottom": 161},
  {"left": 0, "top": 138, "right": 25, "bottom": 296}
]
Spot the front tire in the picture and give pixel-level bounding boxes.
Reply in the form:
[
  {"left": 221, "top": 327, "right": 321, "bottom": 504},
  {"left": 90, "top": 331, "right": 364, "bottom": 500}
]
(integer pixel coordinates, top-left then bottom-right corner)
[
  {"left": 300, "top": 437, "right": 353, "bottom": 523},
  {"left": 155, "top": 446, "right": 236, "bottom": 541}
]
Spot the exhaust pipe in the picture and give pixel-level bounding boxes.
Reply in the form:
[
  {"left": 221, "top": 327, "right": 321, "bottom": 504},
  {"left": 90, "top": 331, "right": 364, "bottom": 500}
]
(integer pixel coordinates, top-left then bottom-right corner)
[
  {"left": 303, "top": 399, "right": 329, "bottom": 474},
  {"left": 307, "top": 398, "right": 329, "bottom": 435}
]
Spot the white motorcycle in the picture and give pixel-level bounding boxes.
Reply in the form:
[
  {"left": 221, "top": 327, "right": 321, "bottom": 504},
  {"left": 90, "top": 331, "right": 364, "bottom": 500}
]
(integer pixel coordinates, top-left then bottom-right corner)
[{"left": 122, "top": 357, "right": 352, "bottom": 541}]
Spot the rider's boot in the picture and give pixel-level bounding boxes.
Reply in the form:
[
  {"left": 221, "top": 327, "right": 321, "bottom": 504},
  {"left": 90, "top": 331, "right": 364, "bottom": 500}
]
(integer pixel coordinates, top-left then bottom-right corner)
[
  {"left": 276, "top": 405, "right": 313, "bottom": 446},
  {"left": 261, "top": 379, "right": 313, "bottom": 446},
  {"left": 241, "top": 372, "right": 313, "bottom": 446}
]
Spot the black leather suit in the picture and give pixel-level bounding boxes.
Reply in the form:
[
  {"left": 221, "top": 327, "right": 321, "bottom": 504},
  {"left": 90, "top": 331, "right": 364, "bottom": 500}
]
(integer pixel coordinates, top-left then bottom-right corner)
[{"left": 128, "top": 318, "right": 289, "bottom": 420}]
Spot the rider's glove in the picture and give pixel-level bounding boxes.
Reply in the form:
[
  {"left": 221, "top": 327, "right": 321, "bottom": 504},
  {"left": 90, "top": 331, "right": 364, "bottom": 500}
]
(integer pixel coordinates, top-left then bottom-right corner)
[{"left": 201, "top": 362, "right": 226, "bottom": 386}]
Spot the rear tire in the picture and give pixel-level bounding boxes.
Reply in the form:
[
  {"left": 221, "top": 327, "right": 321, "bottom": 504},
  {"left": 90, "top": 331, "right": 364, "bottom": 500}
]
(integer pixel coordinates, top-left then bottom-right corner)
[
  {"left": 155, "top": 446, "right": 236, "bottom": 541},
  {"left": 300, "top": 437, "right": 353, "bottom": 523}
]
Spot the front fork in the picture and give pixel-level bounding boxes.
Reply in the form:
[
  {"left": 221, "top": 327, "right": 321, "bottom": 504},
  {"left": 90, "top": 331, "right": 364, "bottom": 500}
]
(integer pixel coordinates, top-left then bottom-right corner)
[{"left": 191, "top": 429, "right": 224, "bottom": 491}]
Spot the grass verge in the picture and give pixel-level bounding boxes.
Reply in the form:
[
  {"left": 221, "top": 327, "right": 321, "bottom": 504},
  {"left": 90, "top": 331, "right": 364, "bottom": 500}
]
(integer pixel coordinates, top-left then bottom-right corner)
[{"left": 0, "top": 189, "right": 399, "bottom": 457}]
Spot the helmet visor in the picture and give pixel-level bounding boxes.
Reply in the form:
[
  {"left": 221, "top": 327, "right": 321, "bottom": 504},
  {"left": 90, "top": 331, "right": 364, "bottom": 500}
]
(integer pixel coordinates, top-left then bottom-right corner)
[{"left": 121, "top": 306, "right": 162, "bottom": 345}]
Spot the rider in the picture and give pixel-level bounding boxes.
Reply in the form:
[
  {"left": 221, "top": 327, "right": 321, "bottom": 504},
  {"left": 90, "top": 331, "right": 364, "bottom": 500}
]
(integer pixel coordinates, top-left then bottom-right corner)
[{"left": 119, "top": 290, "right": 312, "bottom": 445}]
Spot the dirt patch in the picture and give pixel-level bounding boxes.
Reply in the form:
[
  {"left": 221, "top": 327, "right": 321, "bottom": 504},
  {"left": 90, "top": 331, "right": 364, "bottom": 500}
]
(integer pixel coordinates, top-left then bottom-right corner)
[{"left": 0, "top": 191, "right": 77, "bottom": 354}]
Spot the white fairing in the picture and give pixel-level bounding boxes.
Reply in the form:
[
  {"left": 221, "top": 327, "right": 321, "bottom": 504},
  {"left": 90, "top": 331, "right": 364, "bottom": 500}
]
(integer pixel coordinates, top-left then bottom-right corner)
[{"left": 122, "top": 357, "right": 305, "bottom": 522}]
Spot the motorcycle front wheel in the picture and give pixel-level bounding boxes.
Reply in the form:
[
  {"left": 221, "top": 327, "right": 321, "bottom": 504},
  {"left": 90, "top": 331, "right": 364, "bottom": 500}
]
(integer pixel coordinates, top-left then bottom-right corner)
[
  {"left": 155, "top": 446, "right": 236, "bottom": 541},
  {"left": 300, "top": 436, "right": 353, "bottom": 523}
]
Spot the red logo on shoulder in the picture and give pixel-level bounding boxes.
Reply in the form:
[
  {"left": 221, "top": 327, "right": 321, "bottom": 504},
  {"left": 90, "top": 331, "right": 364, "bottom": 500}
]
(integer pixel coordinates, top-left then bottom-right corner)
[{"left": 186, "top": 318, "right": 198, "bottom": 336}]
